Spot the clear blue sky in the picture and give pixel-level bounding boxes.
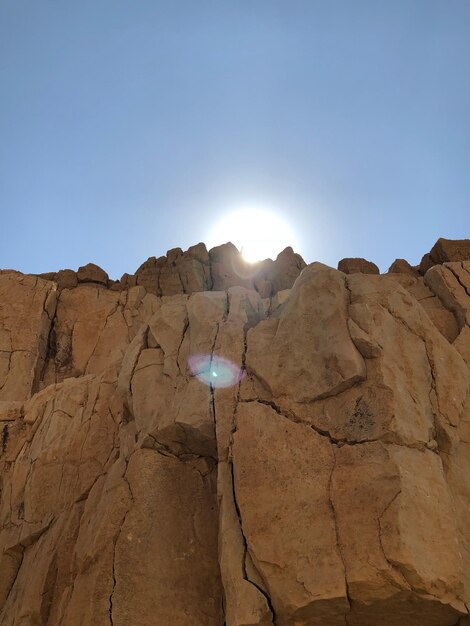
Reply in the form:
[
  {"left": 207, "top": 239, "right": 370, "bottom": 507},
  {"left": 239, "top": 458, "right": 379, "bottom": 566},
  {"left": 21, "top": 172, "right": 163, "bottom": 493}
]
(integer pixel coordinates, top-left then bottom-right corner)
[{"left": 1, "top": 1, "right": 469, "bottom": 278}]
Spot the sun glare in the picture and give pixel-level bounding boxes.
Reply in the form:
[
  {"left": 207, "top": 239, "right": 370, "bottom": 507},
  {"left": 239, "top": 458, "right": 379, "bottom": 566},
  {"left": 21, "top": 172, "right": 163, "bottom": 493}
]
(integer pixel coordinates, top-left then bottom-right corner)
[{"left": 208, "top": 207, "right": 298, "bottom": 263}]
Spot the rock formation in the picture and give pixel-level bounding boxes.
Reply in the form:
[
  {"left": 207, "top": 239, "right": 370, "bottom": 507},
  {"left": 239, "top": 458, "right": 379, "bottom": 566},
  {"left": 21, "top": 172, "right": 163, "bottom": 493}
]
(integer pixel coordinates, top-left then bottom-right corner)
[{"left": 1, "top": 238, "right": 470, "bottom": 625}]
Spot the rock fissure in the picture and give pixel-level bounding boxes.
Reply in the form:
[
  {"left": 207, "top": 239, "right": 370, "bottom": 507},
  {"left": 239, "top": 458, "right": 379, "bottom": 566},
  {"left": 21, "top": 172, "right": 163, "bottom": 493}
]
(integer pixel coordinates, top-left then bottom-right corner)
[
  {"left": 176, "top": 319, "right": 189, "bottom": 376},
  {"left": 37, "top": 286, "right": 59, "bottom": 389},
  {"left": 448, "top": 264, "right": 470, "bottom": 301},
  {"left": 3, "top": 546, "right": 25, "bottom": 606},
  {"left": 228, "top": 459, "right": 277, "bottom": 625},
  {"left": 2, "top": 241, "right": 470, "bottom": 625},
  {"left": 376, "top": 488, "right": 413, "bottom": 591},
  {"left": 380, "top": 299, "right": 455, "bottom": 432},
  {"left": 243, "top": 397, "right": 382, "bottom": 448},
  {"left": 108, "top": 456, "right": 134, "bottom": 626},
  {"left": 329, "top": 448, "right": 352, "bottom": 617}
]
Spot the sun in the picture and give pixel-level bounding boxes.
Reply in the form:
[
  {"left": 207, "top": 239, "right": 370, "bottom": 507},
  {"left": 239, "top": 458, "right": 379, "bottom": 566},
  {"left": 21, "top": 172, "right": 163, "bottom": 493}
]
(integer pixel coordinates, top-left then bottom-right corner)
[{"left": 208, "top": 207, "right": 298, "bottom": 263}]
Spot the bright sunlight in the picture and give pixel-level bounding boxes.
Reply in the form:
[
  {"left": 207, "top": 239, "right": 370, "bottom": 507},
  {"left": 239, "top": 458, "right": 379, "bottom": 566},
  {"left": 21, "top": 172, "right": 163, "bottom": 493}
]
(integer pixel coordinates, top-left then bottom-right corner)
[{"left": 208, "top": 207, "right": 298, "bottom": 263}]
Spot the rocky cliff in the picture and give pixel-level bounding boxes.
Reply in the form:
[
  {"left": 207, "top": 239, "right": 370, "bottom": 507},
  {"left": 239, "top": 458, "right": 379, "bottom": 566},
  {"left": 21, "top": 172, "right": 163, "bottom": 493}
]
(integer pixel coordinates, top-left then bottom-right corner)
[{"left": 0, "top": 239, "right": 469, "bottom": 626}]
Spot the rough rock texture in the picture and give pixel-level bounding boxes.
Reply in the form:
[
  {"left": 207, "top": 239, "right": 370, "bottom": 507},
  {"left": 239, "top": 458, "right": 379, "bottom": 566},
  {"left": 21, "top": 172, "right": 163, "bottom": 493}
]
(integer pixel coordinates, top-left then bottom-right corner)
[
  {"left": 419, "top": 238, "right": 470, "bottom": 275},
  {"left": 117, "top": 242, "right": 306, "bottom": 298},
  {"left": 387, "top": 258, "right": 419, "bottom": 277},
  {"left": 338, "top": 257, "right": 380, "bottom": 275},
  {"left": 1, "top": 239, "right": 469, "bottom": 625}
]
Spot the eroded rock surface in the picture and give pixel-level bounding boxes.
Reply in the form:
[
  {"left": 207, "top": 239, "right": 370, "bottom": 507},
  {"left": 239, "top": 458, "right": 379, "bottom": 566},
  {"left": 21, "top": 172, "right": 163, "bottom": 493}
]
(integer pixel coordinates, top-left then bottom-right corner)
[{"left": 1, "top": 240, "right": 469, "bottom": 625}]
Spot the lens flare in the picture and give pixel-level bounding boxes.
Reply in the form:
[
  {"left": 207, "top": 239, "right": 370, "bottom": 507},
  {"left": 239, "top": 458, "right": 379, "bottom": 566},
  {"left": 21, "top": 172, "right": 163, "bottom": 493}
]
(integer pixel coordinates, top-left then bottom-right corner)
[{"left": 188, "top": 354, "right": 244, "bottom": 388}]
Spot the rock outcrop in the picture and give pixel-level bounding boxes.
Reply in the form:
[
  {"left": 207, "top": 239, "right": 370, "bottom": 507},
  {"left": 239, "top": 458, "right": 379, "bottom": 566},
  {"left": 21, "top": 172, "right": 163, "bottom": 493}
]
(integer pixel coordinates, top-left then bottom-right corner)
[
  {"left": 419, "top": 238, "right": 470, "bottom": 275},
  {"left": 1, "top": 239, "right": 470, "bottom": 625},
  {"left": 337, "top": 257, "right": 380, "bottom": 275}
]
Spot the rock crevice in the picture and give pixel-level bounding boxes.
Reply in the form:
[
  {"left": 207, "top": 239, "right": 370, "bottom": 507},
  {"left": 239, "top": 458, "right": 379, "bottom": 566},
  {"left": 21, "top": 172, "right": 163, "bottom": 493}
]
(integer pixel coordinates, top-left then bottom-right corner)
[{"left": 1, "top": 237, "right": 470, "bottom": 625}]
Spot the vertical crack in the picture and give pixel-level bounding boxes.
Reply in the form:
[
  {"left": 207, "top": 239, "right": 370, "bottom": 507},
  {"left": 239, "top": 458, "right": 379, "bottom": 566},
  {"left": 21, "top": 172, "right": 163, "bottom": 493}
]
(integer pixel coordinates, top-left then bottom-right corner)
[
  {"left": 2, "top": 424, "right": 9, "bottom": 453},
  {"left": 176, "top": 265, "right": 186, "bottom": 295},
  {"left": 208, "top": 292, "right": 228, "bottom": 444},
  {"left": 376, "top": 488, "right": 415, "bottom": 592},
  {"left": 1, "top": 546, "right": 25, "bottom": 611},
  {"left": 108, "top": 457, "right": 134, "bottom": 626},
  {"left": 328, "top": 447, "right": 352, "bottom": 624},
  {"left": 176, "top": 319, "right": 189, "bottom": 376},
  {"left": 448, "top": 263, "right": 470, "bottom": 300},
  {"left": 35, "top": 284, "right": 59, "bottom": 392},
  {"left": 229, "top": 461, "right": 277, "bottom": 625}
]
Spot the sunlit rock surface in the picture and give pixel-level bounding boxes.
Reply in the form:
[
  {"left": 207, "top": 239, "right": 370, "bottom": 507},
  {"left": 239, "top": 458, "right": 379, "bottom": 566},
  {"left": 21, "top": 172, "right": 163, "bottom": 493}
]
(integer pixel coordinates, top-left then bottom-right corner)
[{"left": 1, "top": 239, "right": 470, "bottom": 625}]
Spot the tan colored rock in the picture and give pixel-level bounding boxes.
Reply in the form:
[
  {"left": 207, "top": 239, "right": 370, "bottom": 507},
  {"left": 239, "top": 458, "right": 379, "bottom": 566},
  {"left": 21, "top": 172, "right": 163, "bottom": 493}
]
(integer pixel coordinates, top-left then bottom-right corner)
[
  {"left": 233, "top": 402, "right": 349, "bottom": 625},
  {"left": 77, "top": 262, "right": 108, "bottom": 286},
  {"left": 38, "top": 271, "right": 56, "bottom": 281},
  {"left": 429, "top": 237, "right": 470, "bottom": 264},
  {"left": 380, "top": 446, "right": 464, "bottom": 601},
  {"left": 112, "top": 449, "right": 222, "bottom": 625},
  {"left": 213, "top": 287, "right": 265, "bottom": 461},
  {"left": 0, "top": 401, "right": 23, "bottom": 421},
  {"left": 419, "top": 238, "right": 470, "bottom": 274},
  {"left": 41, "top": 284, "right": 159, "bottom": 386},
  {"left": 455, "top": 325, "right": 470, "bottom": 367},
  {"left": 1, "top": 241, "right": 470, "bottom": 625},
  {"left": 188, "top": 241, "right": 210, "bottom": 264},
  {"left": 0, "top": 273, "right": 57, "bottom": 402},
  {"left": 117, "top": 271, "right": 137, "bottom": 290},
  {"left": 424, "top": 262, "right": 470, "bottom": 330},
  {"left": 269, "top": 246, "right": 306, "bottom": 293},
  {"left": 247, "top": 263, "right": 366, "bottom": 402},
  {"left": 108, "top": 242, "right": 305, "bottom": 299},
  {"left": 269, "top": 288, "right": 290, "bottom": 314},
  {"left": 419, "top": 294, "right": 460, "bottom": 342},
  {"left": 209, "top": 242, "right": 256, "bottom": 291},
  {"left": 338, "top": 257, "right": 380, "bottom": 274},
  {"left": 388, "top": 258, "right": 419, "bottom": 276},
  {"left": 56, "top": 268, "right": 78, "bottom": 290},
  {"left": 388, "top": 270, "right": 461, "bottom": 342},
  {"left": 419, "top": 252, "right": 435, "bottom": 274},
  {"left": 347, "top": 317, "right": 382, "bottom": 357},
  {"left": 217, "top": 461, "right": 274, "bottom": 626},
  {"left": 333, "top": 443, "right": 466, "bottom": 626}
]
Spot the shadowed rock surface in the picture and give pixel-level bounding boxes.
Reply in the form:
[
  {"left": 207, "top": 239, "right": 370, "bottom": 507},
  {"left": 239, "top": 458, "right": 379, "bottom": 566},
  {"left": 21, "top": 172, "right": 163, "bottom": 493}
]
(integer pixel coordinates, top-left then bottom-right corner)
[
  {"left": 337, "top": 257, "right": 380, "bottom": 275},
  {"left": 1, "top": 239, "right": 470, "bottom": 625}
]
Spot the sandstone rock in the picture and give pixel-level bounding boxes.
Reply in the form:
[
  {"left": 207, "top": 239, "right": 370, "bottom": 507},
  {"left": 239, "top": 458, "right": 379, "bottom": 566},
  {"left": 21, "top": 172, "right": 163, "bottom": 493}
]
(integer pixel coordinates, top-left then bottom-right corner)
[
  {"left": 419, "top": 252, "right": 435, "bottom": 274},
  {"left": 134, "top": 256, "right": 161, "bottom": 294},
  {"left": 429, "top": 237, "right": 470, "bottom": 264},
  {"left": 187, "top": 241, "right": 210, "bottom": 264},
  {"left": 33, "top": 242, "right": 306, "bottom": 301},
  {"left": 388, "top": 258, "right": 419, "bottom": 276},
  {"left": 269, "top": 288, "right": 290, "bottom": 314},
  {"left": 333, "top": 442, "right": 466, "bottom": 625},
  {"left": 209, "top": 242, "right": 255, "bottom": 291},
  {"left": 38, "top": 272, "right": 56, "bottom": 281},
  {"left": 0, "top": 401, "right": 23, "bottom": 421},
  {"left": 424, "top": 262, "right": 470, "bottom": 330},
  {"left": 419, "top": 238, "right": 470, "bottom": 274},
  {"left": 118, "top": 272, "right": 137, "bottom": 290},
  {"left": 56, "top": 268, "right": 78, "bottom": 290},
  {"left": 269, "top": 246, "right": 306, "bottom": 293},
  {"left": 247, "top": 263, "right": 366, "bottom": 402},
  {"left": 338, "top": 257, "right": 380, "bottom": 274},
  {"left": 217, "top": 461, "right": 274, "bottom": 625},
  {"left": 166, "top": 246, "right": 183, "bottom": 263},
  {"left": 0, "top": 273, "right": 57, "bottom": 402},
  {"left": 419, "top": 294, "right": 460, "bottom": 342},
  {"left": 77, "top": 262, "right": 108, "bottom": 286},
  {"left": 111, "top": 449, "right": 222, "bottom": 625},
  {"left": 1, "top": 241, "right": 470, "bottom": 625},
  {"left": 233, "top": 402, "right": 349, "bottom": 625}
]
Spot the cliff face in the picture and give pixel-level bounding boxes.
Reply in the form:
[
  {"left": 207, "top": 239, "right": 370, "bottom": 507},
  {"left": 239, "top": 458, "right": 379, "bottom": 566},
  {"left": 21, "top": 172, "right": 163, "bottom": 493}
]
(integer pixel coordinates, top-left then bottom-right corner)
[{"left": 0, "top": 240, "right": 470, "bottom": 626}]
